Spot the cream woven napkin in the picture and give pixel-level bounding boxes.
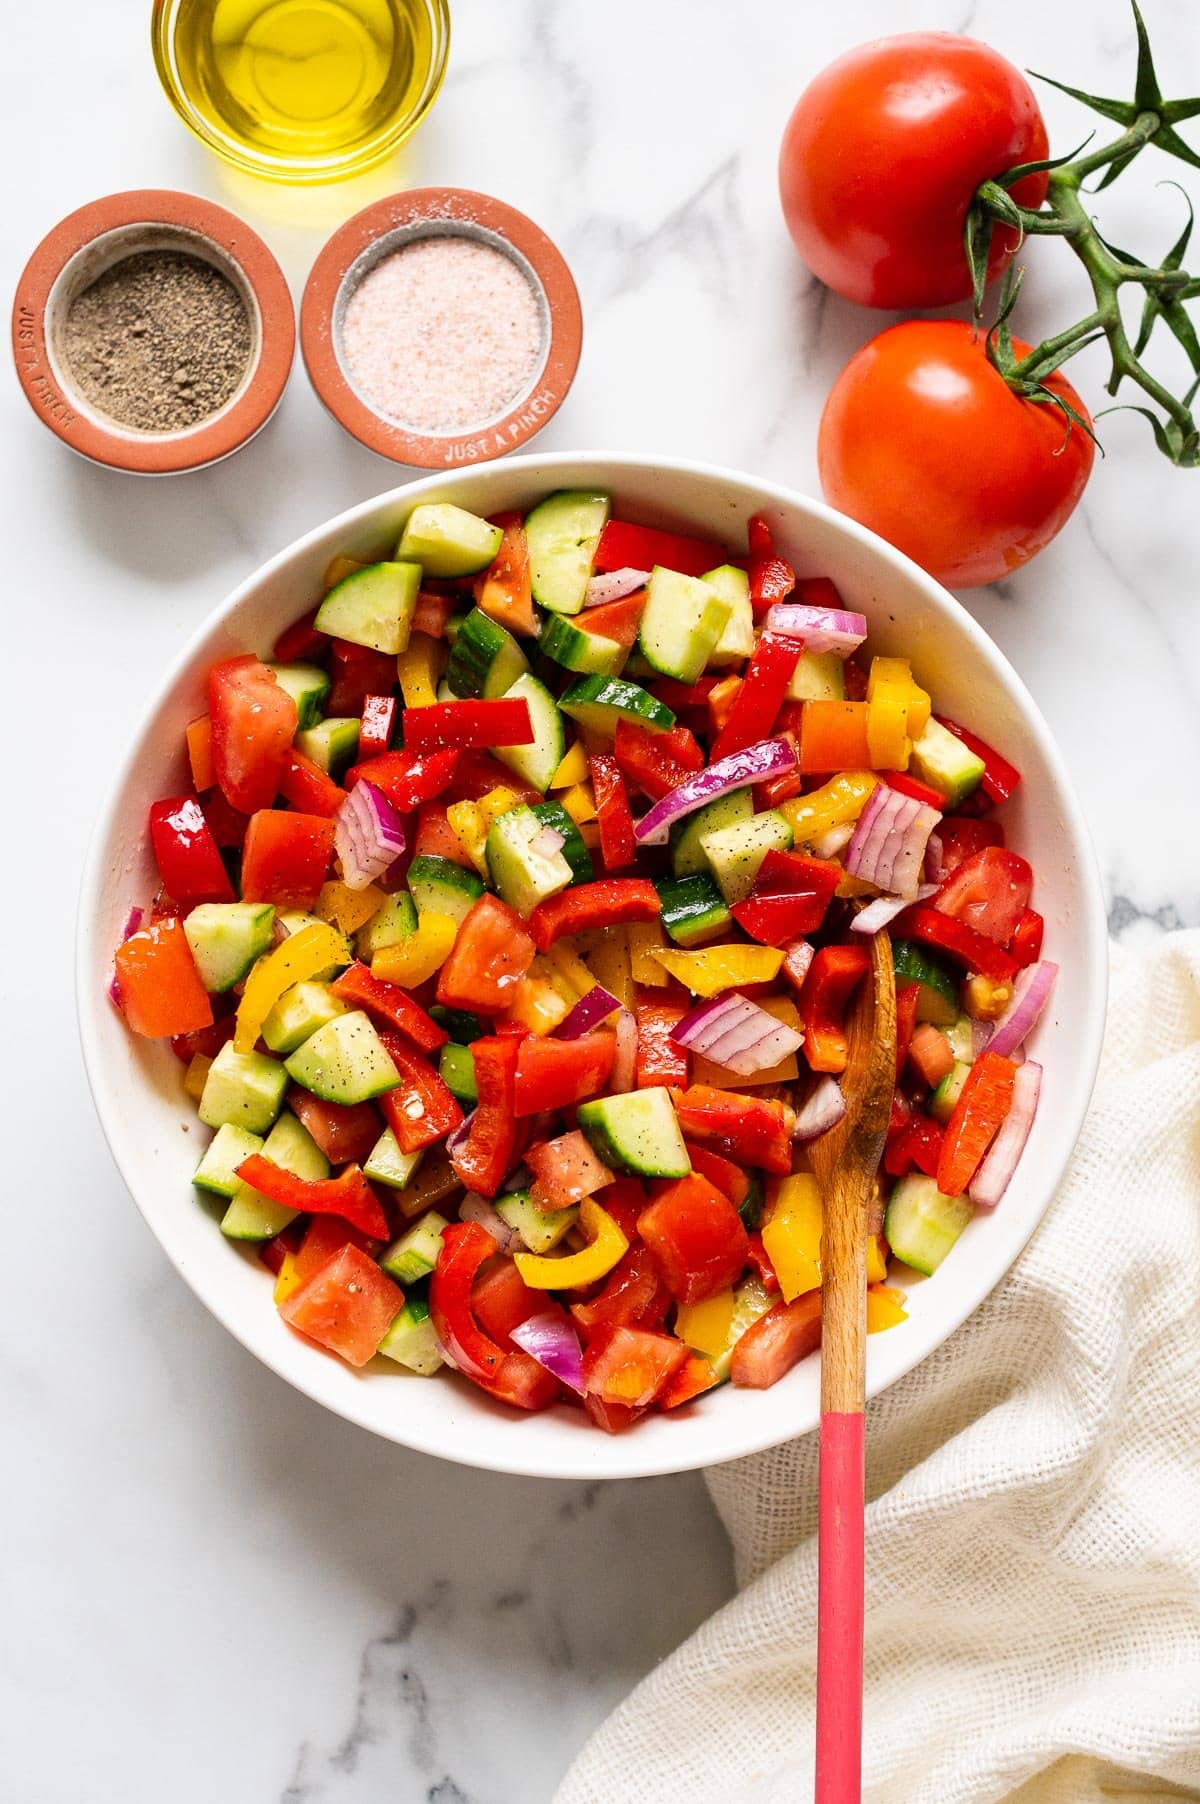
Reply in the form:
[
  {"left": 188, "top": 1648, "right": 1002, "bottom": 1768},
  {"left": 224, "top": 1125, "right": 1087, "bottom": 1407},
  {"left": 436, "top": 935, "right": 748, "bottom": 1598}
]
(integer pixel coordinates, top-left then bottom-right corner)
[{"left": 556, "top": 930, "right": 1200, "bottom": 1804}]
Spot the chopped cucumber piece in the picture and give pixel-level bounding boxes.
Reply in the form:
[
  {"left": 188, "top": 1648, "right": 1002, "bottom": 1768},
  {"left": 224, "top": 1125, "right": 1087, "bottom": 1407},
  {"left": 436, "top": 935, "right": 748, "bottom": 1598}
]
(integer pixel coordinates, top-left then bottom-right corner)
[
  {"left": 198, "top": 1042, "right": 288, "bottom": 1134},
  {"left": 944, "top": 1014, "right": 976, "bottom": 1065},
  {"left": 530, "top": 799, "right": 593, "bottom": 885},
  {"left": 183, "top": 902, "right": 275, "bottom": 993},
  {"left": 559, "top": 674, "right": 675, "bottom": 739},
  {"left": 885, "top": 1174, "right": 973, "bottom": 1275},
  {"left": 378, "top": 1294, "right": 445, "bottom": 1376},
  {"left": 284, "top": 1009, "right": 400, "bottom": 1105},
  {"left": 267, "top": 662, "right": 331, "bottom": 730},
  {"left": 314, "top": 561, "right": 420, "bottom": 655},
  {"left": 381, "top": 1211, "right": 450, "bottom": 1285},
  {"left": 355, "top": 891, "right": 419, "bottom": 961},
  {"left": 295, "top": 716, "right": 359, "bottom": 776},
  {"left": 363, "top": 1127, "right": 424, "bottom": 1190},
  {"left": 930, "top": 1061, "right": 971, "bottom": 1125},
  {"left": 396, "top": 503, "right": 502, "bottom": 577},
  {"left": 446, "top": 607, "right": 530, "bottom": 699},
  {"left": 496, "top": 1189, "right": 579, "bottom": 1253},
  {"left": 486, "top": 804, "right": 573, "bottom": 918},
  {"left": 701, "top": 565, "right": 755, "bottom": 667},
  {"left": 492, "top": 673, "right": 567, "bottom": 792},
  {"left": 670, "top": 787, "right": 754, "bottom": 877},
  {"left": 655, "top": 873, "right": 732, "bottom": 947},
  {"left": 406, "top": 854, "right": 485, "bottom": 926},
  {"left": 261, "top": 980, "right": 348, "bottom": 1056},
  {"left": 738, "top": 1172, "right": 765, "bottom": 1233},
  {"left": 429, "top": 1004, "right": 484, "bottom": 1045},
  {"left": 710, "top": 1275, "right": 774, "bottom": 1382},
  {"left": 700, "top": 810, "right": 793, "bottom": 905},
  {"left": 525, "top": 489, "right": 611, "bottom": 615},
  {"left": 787, "top": 651, "right": 846, "bottom": 703},
  {"left": 538, "top": 611, "right": 626, "bottom": 676},
  {"left": 193, "top": 1123, "right": 264, "bottom": 1200},
  {"left": 220, "top": 1108, "right": 329, "bottom": 1241},
  {"left": 438, "top": 1042, "right": 477, "bottom": 1105},
  {"left": 892, "top": 940, "right": 960, "bottom": 1027},
  {"left": 577, "top": 1086, "right": 690, "bottom": 1178},
  {"left": 910, "top": 718, "right": 985, "bottom": 806},
  {"left": 638, "top": 567, "right": 732, "bottom": 683}
]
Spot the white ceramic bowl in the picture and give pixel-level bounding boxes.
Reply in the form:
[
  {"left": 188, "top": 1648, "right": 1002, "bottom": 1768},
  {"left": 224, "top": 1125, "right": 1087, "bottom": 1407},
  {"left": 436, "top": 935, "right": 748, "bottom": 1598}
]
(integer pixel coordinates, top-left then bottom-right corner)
[{"left": 77, "top": 453, "right": 1107, "bottom": 1480}]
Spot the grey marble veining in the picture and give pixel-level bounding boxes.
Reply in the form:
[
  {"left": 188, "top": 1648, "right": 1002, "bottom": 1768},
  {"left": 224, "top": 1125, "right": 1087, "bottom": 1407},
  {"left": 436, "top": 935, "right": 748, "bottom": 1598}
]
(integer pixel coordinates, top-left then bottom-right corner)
[{"left": 4, "top": 1, "right": 1199, "bottom": 1800}]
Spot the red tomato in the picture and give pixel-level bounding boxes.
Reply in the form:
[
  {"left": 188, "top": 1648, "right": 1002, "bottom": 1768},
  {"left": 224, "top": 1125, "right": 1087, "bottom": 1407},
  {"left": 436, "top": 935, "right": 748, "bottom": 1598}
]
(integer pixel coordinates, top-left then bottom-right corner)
[
  {"left": 934, "top": 847, "right": 1033, "bottom": 945},
  {"left": 471, "top": 1257, "right": 548, "bottom": 1347},
  {"left": 513, "top": 1034, "right": 615, "bottom": 1116},
  {"left": 207, "top": 657, "right": 297, "bottom": 814},
  {"left": 779, "top": 34, "right": 1048, "bottom": 309},
  {"left": 730, "top": 1292, "right": 823, "bottom": 1388},
  {"left": 436, "top": 895, "right": 536, "bottom": 1014},
  {"left": 279, "top": 1245, "right": 402, "bottom": 1368},
  {"left": 286, "top": 1088, "right": 381, "bottom": 1166},
  {"left": 819, "top": 321, "right": 1095, "bottom": 589},
  {"left": 639, "top": 1174, "right": 750, "bottom": 1305},
  {"left": 240, "top": 810, "right": 335, "bottom": 908},
  {"left": 937, "top": 817, "right": 1005, "bottom": 873},
  {"left": 582, "top": 1325, "right": 689, "bottom": 1410},
  {"left": 113, "top": 918, "right": 214, "bottom": 1039},
  {"left": 571, "top": 1245, "right": 670, "bottom": 1339}
]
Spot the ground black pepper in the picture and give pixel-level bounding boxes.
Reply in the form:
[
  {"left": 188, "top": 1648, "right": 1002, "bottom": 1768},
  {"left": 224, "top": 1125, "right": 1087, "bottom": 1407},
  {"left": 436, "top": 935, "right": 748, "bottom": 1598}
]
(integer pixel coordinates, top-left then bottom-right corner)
[{"left": 61, "top": 250, "right": 252, "bottom": 433}]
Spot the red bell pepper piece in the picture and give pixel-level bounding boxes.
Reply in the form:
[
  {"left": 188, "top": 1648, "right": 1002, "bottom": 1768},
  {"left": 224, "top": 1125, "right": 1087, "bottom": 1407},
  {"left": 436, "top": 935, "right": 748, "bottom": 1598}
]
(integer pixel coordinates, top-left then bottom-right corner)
[
  {"left": 286, "top": 1088, "right": 381, "bottom": 1166},
  {"left": 273, "top": 608, "right": 328, "bottom": 664},
  {"left": 671, "top": 1085, "right": 793, "bottom": 1174},
  {"left": 236, "top": 1155, "right": 389, "bottom": 1239},
  {"left": 635, "top": 994, "right": 689, "bottom": 1089},
  {"left": 730, "top": 1292, "right": 822, "bottom": 1387},
  {"left": 279, "top": 1244, "right": 403, "bottom": 1368},
  {"left": 639, "top": 1173, "right": 750, "bottom": 1304},
  {"left": 576, "top": 590, "right": 648, "bottom": 649},
  {"left": 113, "top": 917, "right": 214, "bottom": 1038},
  {"left": 895, "top": 980, "right": 920, "bottom": 1077},
  {"left": 345, "top": 748, "right": 460, "bottom": 811},
  {"left": 513, "top": 1034, "right": 615, "bottom": 1116},
  {"left": 799, "top": 944, "right": 871, "bottom": 1074},
  {"left": 379, "top": 1035, "right": 464, "bottom": 1155},
  {"left": 937, "top": 1051, "right": 1017, "bottom": 1196},
  {"left": 436, "top": 895, "right": 536, "bottom": 1012},
  {"left": 240, "top": 810, "right": 335, "bottom": 909},
  {"left": 278, "top": 749, "right": 346, "bottom": 818},
  {"left": 647, "top": 675, "right": 719, "bottom": 713},
  {"left": 186, "top": 717, "right": 215, "bottom": 793},
  {"left": 444, "top": 748, "right": 539, "bottom": 802},
  {"left": 571, "top": 1244, "right": 670, "bottom": 1338},
  {"left": 936, "top": 816, "right": 1005, "bottom": 871},
  {"left": 894, "top": 906, "right": 1017, "bottom": 980},
  {"left": 709, "top": 631, "right": 803, "bottom": 763},
  {"left": 934, "top": 716, "right": 1022, "bottom": 805},
  {"left": 883, "top": 771, "right": 947, "bottom": 810},
  {"left": 884, "top": 1112, "right": 945, "bottom": 1180},
  {"left": 401, "top": 697, "right": 533, "bottom": 755},
  {"left": 745, "top": 1232, "right": 781, "bottom": 1293},
  {"left": 331, "top": 963, "right": 448, "bottom": 1053},
  {"left": 529, "top": 878, "right": 662, "bottom": 952},
  {"left": 327, "top": 641, "right": 396, "bottom": 716},
  {"left": 148, "top": 796, "right": 235, "bottom": 905},
  {"left": 612, "top": 720, "right": 703, "bottom": 802},
  {"left": 207, "top": 656, "right": 298, "bottom": 815},
  {"left": 682, "top": 1141, "right": 751, "bottom": 1209},
  {"left": 746, "top": 515, "right": 796, "bottom": 616},
  {"left": 593, "top": 519, "right": 729, "bottom": 579},
  {"left": 934, "top": 847, "right": 1033, "bottom": 946},
  {"left": 359, "top": 694, "right": 397, "bottom": 761},
  {"left": 430, "top": 1222, "right": 559, "bottom": 1410},
  {"left": 1010, "top": 907, "right": 1045, "bottom": 968},
  {"left": 582, "top": 1324, "right": 690, "bottom": 1409},
  {"left": 659, "top": 1350, "right": 720, "bottom": 1410},
  {"left": 590, "top": 752, "right": 637, "bottom": 871},
  {"left": 731, "top": 849, "right": 841, "bottom": 942},
  {"left": 450, "top": 1036, "right": 519, "bottom": 1196}
]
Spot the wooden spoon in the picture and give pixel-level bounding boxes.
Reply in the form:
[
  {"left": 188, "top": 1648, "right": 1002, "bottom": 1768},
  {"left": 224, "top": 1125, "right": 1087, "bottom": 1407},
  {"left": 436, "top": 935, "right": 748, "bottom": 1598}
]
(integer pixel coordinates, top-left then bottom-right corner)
[{"left": 807, "top": 930, "right": 897, "bottom": 1804}]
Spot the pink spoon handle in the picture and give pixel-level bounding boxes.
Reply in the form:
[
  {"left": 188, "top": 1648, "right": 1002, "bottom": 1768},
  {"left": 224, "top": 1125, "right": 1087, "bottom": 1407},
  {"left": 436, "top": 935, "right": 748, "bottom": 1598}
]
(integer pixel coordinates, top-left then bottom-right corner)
[{"left": 815, "top": 1409, "right": 865, "bottom": 1804}]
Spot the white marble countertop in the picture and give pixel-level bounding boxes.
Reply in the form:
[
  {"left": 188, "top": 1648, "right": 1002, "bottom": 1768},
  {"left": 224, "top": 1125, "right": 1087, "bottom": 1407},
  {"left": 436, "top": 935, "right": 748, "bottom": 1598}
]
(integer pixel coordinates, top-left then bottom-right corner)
[{"left": 5, "top": 2, "right": 1199, "bottom": 1799}]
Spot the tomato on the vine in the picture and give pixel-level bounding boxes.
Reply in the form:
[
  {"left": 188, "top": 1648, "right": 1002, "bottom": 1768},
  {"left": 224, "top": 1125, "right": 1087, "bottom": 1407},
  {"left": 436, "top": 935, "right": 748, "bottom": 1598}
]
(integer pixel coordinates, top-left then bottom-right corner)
[
  {"left": 779, "top": 33, "right": 1049, "bottom": 309},
  {"left": 817, "top": 320, "right": 1095, "bottom": 589}
]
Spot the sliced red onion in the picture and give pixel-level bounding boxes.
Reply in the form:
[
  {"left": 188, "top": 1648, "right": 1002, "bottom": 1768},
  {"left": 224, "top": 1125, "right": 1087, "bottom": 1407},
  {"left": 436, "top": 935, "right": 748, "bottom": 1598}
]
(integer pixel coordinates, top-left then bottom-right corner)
[
  {"left": 764, "top": 603, "right": 868, "bottom": 656},
  {"left": 925, "top": 831, "right": 946, "bottom": 885},
  {"left": 458, "top": 1190, "right": 515, "bottom": 1249},
  {"left": 980, "top": 961, "right": 1058, "bottom": 1060},
  {"left": 851, "top": 883, "right": 938, "bottom": 934},
  {"left": 446, "top": 1108, "right": 475, "bottom": 1158},
  {"left": 811, "top": 822, "right": 855, "bottom": 860},
  {"left": 635, "top": 737, "right": 798, "bottom": 846},
  {"left": 510, "top": 1311, "right": 586, "bottom": 1395},
  {"left": 335, "top": 778, "right": 406, "bottom": 891},
  {"left": 554, "top": 984, "right": 621, "bottom": 1039},
  {"left": 530, "top": 824, "right": 566, "bottom": 860},
  {"left": 674, "top": 991, "right": 804, "bottom": 1078},
  {"left": 611, "top": 1007, "right": 638, "bottom": 1093},
  {"left": 845, "top": 785, "right": 941, "bottom": 899},
  {"left": 792, "top": 1075, "right": 847, "bottom": 1141},
  {"left": 584, "top": 567, "right": 651, "bottom": 607},
  {"left": 970, "top": 1060, "right": 1042, "bottom": 1207},
  {"left": 121, "top": 906, "right": 145, "bottom": 942}
]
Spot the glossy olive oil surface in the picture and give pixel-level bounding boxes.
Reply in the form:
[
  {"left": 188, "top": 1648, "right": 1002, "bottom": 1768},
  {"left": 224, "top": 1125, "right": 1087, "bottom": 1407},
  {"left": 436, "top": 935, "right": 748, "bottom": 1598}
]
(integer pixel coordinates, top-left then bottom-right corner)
[{"left": 173, "top": 0, "right": 435, "bottom": 166}]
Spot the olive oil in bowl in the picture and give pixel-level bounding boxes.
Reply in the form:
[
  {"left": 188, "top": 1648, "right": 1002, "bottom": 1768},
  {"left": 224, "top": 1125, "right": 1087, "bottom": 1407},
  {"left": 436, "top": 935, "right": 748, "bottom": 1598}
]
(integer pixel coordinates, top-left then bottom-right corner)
[{"left": 152, "top": 0, "right": 450, "bottom": 182}]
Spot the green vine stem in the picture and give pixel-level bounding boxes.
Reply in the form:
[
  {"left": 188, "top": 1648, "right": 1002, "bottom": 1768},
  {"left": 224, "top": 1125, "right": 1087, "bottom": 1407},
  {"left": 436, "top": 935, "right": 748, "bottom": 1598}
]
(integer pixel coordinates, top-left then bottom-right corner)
[{"left": 965, "top": 4, "right": 1200, "bottom": 466}]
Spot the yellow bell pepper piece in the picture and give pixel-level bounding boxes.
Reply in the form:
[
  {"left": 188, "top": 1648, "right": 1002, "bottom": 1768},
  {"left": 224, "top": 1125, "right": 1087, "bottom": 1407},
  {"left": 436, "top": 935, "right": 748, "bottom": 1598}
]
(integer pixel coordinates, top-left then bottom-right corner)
[
  {"left": 504, "top": 972, "right": 570, "bottom": 1035},
  {"left": 445, "top": 799, "right": 488, "bottom": 877},
  {"left": 867, "top": 1232, "right": 889, "bottom": 1286},
  {"left": 781, "top": 771, "right": 877, "bottom": 846},
  {"left": 627, "top": 920, "right": 669, "bottom": 988},
  {"left": 560, "top": 781, "right": 597, "bottom": 826},
  {"left": 580, "top": 925, "right": 635, "bottom": 1010},
  {"left": 235, "top": 922, "right": 350, "bottom": 1054},
  {"left": 866, "top": 693, "right": 912, "bottom": 771},
  {"left": 396, "top": 633, "right": 440, "bottom": 708},
  {"left": 652, "top": 944, "right": 783, "bottom": 996},
  {"left": 542, "top": 941, "right": 596, "bottom": 1002},
  {"left": 371, "top": 912, "right": 457, "bottom": 988},
  {"left": 317, "top": 880, "right": 386, "bottom": 935},
  {"left": 837, "top": 873, "right": 881, "bottom": 900},
  {"left": 578, "top": 820, "right": 602, "bottom": 852},
  {"left": 866, "top": 1285, "right": 909, "bottom": 1333},
  {"left": 273, "top": 1251, "right": 304, "bottom": 1306},
  {"left": 550, "top": 740, "right": 589, "bottom": 789},
  {"left": 514, "top": 1198, "right": 628, "bottom": 1290},
  {"left": 692, "top": 997, "right": 803, "bottom": 1090},
  {"left": 867, "top": 657, "right": 931, "bottom": 737},
  {"left": 675, "top": 1288, "right": 736, "bottom": 1357},
  {"left": 183, "top": 1053, "right": 212, "bottom": 1102},
  {"left": 323, "top": 553, "right": 363, "bottom": 591},
  {"left": 762, "top": 1173, "right": 823, "bottom": 1302}
]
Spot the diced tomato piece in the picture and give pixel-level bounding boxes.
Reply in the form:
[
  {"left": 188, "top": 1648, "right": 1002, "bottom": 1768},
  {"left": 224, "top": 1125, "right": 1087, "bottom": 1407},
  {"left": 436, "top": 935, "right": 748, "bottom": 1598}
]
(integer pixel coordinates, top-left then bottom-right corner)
[
  {"left": 430, "top": 1222, "right": 559, "bottom": 1410},
  {"left": 576, "top": 590, "right": 647, "bottom": 648},
  {"left": 582, "top": 1325, "right": 690, "bottom": 1409},
  {"left": 412, "top": 590, "right": 456, "bottom": 638},
  {"left": 936, "top": 816, "right": 1005, "bottom": 872},
  {"left": 471, "top": 1256, "right": 548, "bottom": 1347},
  {"left": 379, "top": 1035, "right": 464, "bottom": 1155},
  {"left": 635, "top": 994, "right": 689, "bottom": 1089},
  {"left": 412, "top": 801, "right": 473, "bottom": 865},
  {"left": 884, "top": 1112, "right": 944, "bottom": 1180},
  {"left": 240, "top": 810, "right": 335, "bottom": 908},
  {"left": 682, "top": 1141, "right": 750, "bottom": 1208},
  {"left": 513, "top": 1034, "right": 615, "bottom": 1115},
  {"left": 113, "top": 918, "right": 213, "bottom": 1038},
  {"left": 201, "top": 791, "right": 250, "bottom": 848},
  {"left": 934, "top": 848, "right": 1032, "bottom": 946},
  {"left": 293, "top": 1214, "right": 376, "bottom": 1285},
  {"left": 331, "top": 963, "right": 447, "bottom": 1053},
  {"left": 594, "top": 519, "right": 729, "bottom": 579},
  {"left": 473, "top": 513, "right": 536, "bottom": 636},
  {"left": 895, "top": 979, "right": 920, "bottom": 1077},
  {"left": 1010, "top": 907, "right": 1045, "bottom": 968},
  {"left": 672, "top": 1085, "right": 792, "bottom": 1174},
  {"left": 278, "top": 749, "right": 346, "bottom": 818},
  {"left": 908, "top": 1023, "right": 956, "bottom": 1089},
  {"left": 588, "top": 1176, "right": 648, "bottom": 1245},
  {"left": 287, "top": 1088, "right": 381, "bottom": 1166},
  {"left": 346, "top": 748, "right": 460, "bottom": 811},
  {"left": 639, "top": 1174, "right": 750, "bottom": 1304},
  {"left": 745, "top": 1232, "right": 781, "bottom": 1293},
  {"left": 273, "top": 608, "right": 328, "bottom": 663},
  {"left": 436, "top": 895, "right": 536, "bottom": 1013},
  {"left": 730, "top": 1292, "right": 822, "bottom": 1387},
  {"left": 659, "top": 1350, "right": 719, "bottom": 1410},
  {"left": 526, "top": 1129, "right": 613, "bottom": 1210},
  {"left": 327, "top": 641, "right": 396, "bottom": 716},
  {"left": 279, "top": 1244, "right": 402, "bottom": 1367},
  {"left": 583, "top": 1394, "right": 644, "bottom": 1434},
  {"left": 170, "top": 1012, "right": 235, "bottom": 1064},
  {"left": 359, "top": 695, "right": 397, "bottom": 761},
  {"left": 258, "top": 1218, "right": 306, "bottom": 1274},
  {"left": 148, "top": 796, "right": 235, "bottom": 906},
  {"left": 207, "top": 656, "right": 297, "bottom": 814},
  {"left": 450, "top": 1036, "right": 519, "bottom": 1197},
  {"left": 571, "top": 1243, "right": 669, "bottom": 1338}
]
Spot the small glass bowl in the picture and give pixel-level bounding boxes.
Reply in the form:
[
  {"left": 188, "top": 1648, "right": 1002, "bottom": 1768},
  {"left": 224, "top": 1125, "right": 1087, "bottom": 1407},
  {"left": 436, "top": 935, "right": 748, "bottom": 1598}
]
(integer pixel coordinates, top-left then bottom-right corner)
[{"left": 150, "top": 0, "right": 451, "bottom": 185}]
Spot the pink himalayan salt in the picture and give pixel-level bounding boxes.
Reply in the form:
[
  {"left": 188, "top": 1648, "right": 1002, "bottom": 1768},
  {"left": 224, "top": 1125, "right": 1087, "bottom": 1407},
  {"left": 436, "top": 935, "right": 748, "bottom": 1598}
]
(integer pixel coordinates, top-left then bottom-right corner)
[{"left": 341, "top": 236, "right": 544, "bottom": 433}]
